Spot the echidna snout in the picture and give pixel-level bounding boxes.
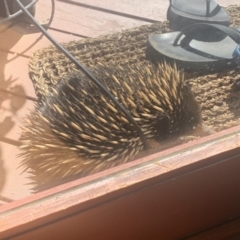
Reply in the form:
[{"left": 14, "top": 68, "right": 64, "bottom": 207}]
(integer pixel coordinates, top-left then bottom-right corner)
[{"left": 19, "top": 62, "right": 201, "bottom": 190}]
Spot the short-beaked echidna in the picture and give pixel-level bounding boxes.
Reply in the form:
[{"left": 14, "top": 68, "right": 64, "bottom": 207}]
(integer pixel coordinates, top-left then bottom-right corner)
[{"left": 20, "top": 62, "right": 201, "bottom": 189}]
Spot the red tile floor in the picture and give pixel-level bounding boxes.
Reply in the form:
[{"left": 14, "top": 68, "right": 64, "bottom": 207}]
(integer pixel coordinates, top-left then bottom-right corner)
[{"left": 0, "top": 0, "right": 238, "bottom": 205}]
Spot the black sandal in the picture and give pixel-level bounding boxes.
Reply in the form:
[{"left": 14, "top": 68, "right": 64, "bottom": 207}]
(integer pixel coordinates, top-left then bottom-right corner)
[
  {"left": 167, "top": 0, "right": 230, "bottom": 31},
  {"left": 146, "top": 23, "right": 240, "bottom": 73}
]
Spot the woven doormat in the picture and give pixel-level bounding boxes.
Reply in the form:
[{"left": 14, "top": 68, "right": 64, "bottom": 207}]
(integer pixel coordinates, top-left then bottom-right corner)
[{"left": 29, "top": 5, "right": 240, "bottom": 132}]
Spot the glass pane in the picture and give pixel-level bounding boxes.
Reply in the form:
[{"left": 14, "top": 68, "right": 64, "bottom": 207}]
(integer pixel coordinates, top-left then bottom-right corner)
[{"left": 0, "top": 0, "right": 239, "bottom": 207}]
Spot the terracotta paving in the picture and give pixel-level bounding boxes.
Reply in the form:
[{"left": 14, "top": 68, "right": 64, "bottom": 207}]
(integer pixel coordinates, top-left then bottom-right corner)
[{"left": 0, "top": 0, "right": 238, "bottom": 205}]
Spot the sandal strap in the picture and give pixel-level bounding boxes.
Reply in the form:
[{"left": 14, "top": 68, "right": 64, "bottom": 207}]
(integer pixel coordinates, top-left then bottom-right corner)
[
  {"left": 173, "top": 23, "right": 240, "bottom": 46},
  {"left": 206, "top": 0, "right": 211, "bottom": 16}
]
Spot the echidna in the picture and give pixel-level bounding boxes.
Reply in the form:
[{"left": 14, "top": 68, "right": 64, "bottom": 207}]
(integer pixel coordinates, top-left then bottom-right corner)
[{"left": 19, "top": 61, "right": 201, "bottom": 189}]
